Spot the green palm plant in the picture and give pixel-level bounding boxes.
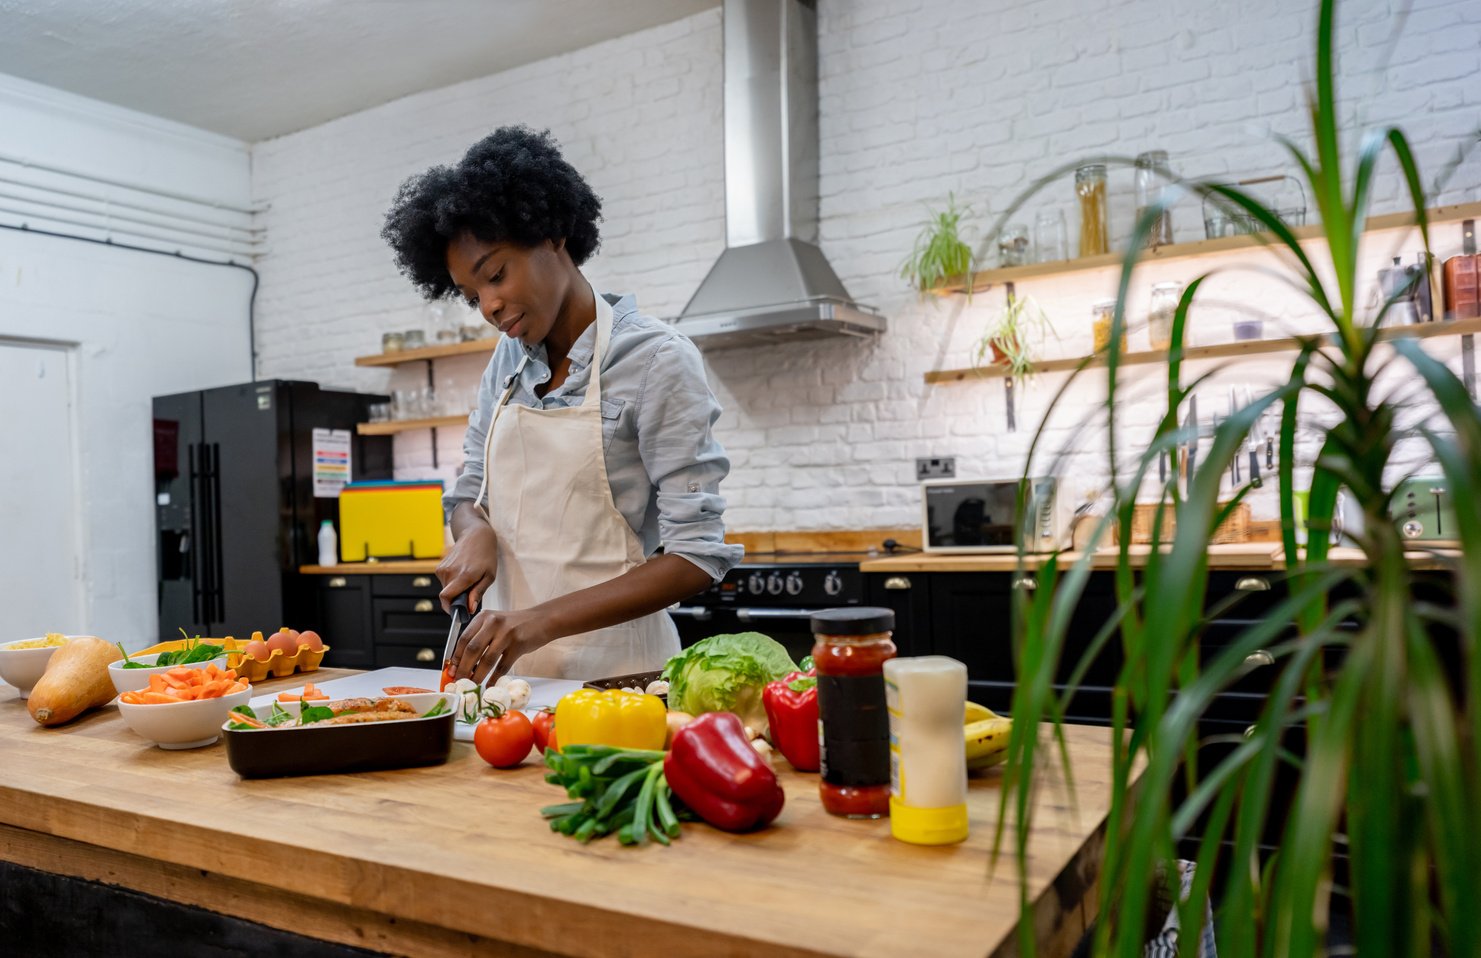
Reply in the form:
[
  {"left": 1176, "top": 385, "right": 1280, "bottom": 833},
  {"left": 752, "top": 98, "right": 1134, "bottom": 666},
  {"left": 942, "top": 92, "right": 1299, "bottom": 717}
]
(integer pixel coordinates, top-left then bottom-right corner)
[{"left": 986, "top": 1, "right": 1481, "bottom": 955}]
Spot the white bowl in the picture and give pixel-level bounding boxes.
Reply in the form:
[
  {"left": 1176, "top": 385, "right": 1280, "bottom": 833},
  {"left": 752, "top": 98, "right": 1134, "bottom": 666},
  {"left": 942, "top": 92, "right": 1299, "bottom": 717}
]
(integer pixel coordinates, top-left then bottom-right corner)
[
  {"left": 0, "top": 635, "right": 94, "bottom": 699},
  {"left": 108, "top": 651, "right": 230, "bottom": 695},
  {"left": 117, "top": 686, "right": 252, "bottom": 750}
]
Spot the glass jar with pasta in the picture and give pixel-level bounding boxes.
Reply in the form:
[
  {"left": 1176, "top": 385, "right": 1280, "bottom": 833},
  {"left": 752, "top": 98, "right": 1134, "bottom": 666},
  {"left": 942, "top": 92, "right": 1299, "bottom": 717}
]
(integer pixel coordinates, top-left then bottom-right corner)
[{"left": 1076, "top": 164, "right": 1109, "bottom": 257}]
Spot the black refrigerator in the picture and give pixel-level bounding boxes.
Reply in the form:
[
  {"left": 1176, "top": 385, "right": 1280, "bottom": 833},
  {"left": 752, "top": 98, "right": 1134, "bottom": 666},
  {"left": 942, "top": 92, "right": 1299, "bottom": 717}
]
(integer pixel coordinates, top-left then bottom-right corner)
[{"left": 153, "top": 380, "right": 392, "bottom": 641}]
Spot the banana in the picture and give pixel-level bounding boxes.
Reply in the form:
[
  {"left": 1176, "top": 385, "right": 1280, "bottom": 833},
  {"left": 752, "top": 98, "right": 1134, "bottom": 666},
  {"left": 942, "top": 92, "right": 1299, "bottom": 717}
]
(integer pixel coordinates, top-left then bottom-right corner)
[
  {"left": 964, "top": 701, "right": 1001, "bottom": 725},
  {"left": 964, "top": 717, "right": 1013, "bottom": 770}
]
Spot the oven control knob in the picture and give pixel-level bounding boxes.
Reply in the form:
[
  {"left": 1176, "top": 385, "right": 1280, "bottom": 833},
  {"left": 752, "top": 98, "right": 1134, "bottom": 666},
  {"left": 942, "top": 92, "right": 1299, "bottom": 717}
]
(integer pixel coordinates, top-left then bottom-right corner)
[
  {"left": 766, "top": 572, "right": 784, "bottom": 595},
  {"left": 785, "top": 572, "right": 804, "bottom": 596},
  {"left": 747, "top": 572, "right": 766, "bottom": 595},
  {"left": 823, "top": 571, "right": 842, "bottom": 596}
]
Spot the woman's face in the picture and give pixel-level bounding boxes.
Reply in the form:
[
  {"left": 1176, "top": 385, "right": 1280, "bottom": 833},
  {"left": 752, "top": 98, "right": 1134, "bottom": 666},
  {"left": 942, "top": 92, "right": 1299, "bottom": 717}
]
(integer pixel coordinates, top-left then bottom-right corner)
[{"left": 446, "top": 232, "right": 569, "bottom": 344}]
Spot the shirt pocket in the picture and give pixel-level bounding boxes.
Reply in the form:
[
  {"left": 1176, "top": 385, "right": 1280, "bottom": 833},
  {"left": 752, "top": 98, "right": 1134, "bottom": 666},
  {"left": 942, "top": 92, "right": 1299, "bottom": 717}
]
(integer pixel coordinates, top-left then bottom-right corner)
[{"left": 599, "top": 398, "right": 627, "bottom": 452}]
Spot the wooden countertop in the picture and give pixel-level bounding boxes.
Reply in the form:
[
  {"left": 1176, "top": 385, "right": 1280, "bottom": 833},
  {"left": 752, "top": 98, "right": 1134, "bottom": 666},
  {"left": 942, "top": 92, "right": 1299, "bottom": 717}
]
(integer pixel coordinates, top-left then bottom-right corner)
[
  {"left": 861, "top": 541, "right": 1285, "bottom": 573},
  {"left": 299, "top": 560, "right": 441, "bottom": 574},
  {"left": 0, "top": 668, "right": 1131, "bottom": 958}
]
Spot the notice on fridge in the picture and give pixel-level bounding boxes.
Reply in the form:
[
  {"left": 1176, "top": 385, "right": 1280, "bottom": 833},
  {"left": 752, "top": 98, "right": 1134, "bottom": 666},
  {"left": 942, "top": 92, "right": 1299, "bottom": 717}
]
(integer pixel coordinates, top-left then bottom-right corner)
[{"left": 312, "top": 428, "right": 352, "bottom": 498}]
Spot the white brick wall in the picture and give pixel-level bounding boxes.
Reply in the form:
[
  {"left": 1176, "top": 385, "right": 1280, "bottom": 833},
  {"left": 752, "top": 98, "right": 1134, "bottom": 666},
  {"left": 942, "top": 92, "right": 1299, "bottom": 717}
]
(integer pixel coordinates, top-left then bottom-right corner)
[{"left": 251, "top": 0, "right": 1481, "bottom": 534}]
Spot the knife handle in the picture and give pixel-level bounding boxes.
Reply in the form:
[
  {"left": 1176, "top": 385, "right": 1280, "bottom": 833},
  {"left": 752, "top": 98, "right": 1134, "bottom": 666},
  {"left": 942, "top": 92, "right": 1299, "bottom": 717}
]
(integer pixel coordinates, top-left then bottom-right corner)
[{"left": 450, "top": 592, "right": 471, "bottom": 625}]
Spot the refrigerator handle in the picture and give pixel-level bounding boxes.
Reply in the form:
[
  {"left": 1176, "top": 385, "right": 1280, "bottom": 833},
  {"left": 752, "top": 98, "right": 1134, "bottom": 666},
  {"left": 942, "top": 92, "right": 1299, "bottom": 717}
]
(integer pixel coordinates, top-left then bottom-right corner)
[
  {"left": 209, "top": 443, "right": 226, "bottom": 628},
  {"left": 187, "top": 442, "right": 203, "bottom": 628},
  {"left": 198, "top": 441, "right": 215, "bottom": 626}
]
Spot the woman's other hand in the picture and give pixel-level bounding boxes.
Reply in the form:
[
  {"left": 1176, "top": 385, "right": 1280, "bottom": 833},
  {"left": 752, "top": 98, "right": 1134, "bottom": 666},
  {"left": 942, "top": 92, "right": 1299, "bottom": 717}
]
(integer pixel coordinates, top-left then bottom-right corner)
[
  {"left": 451, "top": 608, "right": 552, "bottom": 685},
  {"left": 436, "top": 503, "right": 499, "bottom": 613}
]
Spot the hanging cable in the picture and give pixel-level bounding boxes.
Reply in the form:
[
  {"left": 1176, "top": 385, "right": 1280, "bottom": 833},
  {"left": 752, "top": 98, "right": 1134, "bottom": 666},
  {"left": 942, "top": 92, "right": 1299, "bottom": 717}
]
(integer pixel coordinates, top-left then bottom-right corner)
[{"left": 0, "top": 221, "right": 260, "bottom": 380}]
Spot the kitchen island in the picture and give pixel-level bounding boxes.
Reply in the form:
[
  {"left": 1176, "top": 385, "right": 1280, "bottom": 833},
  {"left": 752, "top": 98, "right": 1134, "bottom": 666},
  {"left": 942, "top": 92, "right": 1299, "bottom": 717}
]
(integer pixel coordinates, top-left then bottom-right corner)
[{"left": 1, "top": 669, "right": 1134, "bottom": 958}]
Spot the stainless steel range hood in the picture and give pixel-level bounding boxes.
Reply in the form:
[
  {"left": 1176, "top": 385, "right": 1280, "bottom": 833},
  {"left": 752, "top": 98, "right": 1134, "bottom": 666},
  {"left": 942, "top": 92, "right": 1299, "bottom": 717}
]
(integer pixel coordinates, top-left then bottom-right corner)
[{"left": 674, "top": 0, "right": 884, "bottom": 350}]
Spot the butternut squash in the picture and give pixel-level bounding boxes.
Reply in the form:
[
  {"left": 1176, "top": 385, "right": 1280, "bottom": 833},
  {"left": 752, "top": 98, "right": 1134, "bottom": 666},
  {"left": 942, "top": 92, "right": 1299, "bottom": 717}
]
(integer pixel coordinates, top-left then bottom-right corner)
[{"left": 28, "top": 636, "right": 121, "bottom": 727}]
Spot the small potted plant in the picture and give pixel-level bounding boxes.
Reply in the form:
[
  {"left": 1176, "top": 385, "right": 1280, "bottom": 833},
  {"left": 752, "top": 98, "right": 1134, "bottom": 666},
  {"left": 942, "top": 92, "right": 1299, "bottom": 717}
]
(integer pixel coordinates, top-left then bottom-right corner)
[
  {"left": 900, "top": 193, "right": 974, "bottom": 296},
  {"left": 972, "top": 293, "right": 1054, "bottom": 383}
]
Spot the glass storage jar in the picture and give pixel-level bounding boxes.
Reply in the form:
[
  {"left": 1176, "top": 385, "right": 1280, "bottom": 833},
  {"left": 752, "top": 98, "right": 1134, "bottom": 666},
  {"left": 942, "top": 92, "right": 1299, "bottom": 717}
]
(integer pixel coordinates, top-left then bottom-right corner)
[
  {"left": 1148, "top": 281, "right": 1184, "bottom": 351},
  {"left": 1134, "top": 150, "right": 1174, "bottom": 248},
  {"left": 812, "top": 607, "right": 897, "bottom": 819},
  {"left": 1091, "top": 301, "right": 1118, "bottom": 353},
  {"left": 1075, "top": 164, "right": 1109, "bottom": 257}
]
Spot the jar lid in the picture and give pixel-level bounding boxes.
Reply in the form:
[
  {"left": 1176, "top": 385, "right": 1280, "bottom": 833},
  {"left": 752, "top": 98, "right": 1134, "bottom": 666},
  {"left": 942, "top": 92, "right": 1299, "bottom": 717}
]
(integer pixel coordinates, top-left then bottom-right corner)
[
  {"left": 1151, "top": 281, "right": 1184, "bottom": 291},
  {"left": 811, "top": 607, "right": 895, "bottom": 635}
]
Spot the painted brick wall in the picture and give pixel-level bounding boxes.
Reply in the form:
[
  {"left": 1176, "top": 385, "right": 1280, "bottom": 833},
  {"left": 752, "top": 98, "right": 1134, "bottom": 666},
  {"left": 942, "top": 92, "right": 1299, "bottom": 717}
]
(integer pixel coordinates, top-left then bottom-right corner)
[{"left": 251, "top": 0, "right": 1481, "bottom": 534}]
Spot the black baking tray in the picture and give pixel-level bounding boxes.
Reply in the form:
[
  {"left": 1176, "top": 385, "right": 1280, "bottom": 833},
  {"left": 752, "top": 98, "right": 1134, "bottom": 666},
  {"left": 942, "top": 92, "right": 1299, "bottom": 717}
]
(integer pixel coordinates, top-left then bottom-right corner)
[{"left": 223, "top": 693, "right": 457, "bottom": 779}]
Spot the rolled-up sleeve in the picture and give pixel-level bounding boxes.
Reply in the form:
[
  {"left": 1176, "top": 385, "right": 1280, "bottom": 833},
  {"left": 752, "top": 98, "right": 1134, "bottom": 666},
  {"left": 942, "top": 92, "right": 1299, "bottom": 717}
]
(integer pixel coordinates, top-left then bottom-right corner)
[
  {"left": 635, "top": 335, "right": 745, "bottom": 581},
  {"left": 443, "top": 353, "right": 502, "bottom": 523}
]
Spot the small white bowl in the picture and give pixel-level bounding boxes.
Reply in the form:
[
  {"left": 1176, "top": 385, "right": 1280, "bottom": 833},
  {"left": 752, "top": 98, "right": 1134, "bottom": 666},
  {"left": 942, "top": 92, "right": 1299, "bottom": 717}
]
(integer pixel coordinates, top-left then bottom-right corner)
[
  {"left": 108, "top": 651, "right": 230, "bottom": 696},
  {"left": 0, "top": 635, "right": 94, "bottom": 699},
  {"left": 117, "top": 686, "right": 252, "bottom": 750}
]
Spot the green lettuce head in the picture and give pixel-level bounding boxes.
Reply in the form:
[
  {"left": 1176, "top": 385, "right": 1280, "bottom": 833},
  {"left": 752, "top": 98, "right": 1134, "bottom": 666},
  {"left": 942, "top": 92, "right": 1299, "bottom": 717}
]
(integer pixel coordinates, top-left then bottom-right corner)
[{"left": 661, "top": 632, "right": 798, "bottom": 737}]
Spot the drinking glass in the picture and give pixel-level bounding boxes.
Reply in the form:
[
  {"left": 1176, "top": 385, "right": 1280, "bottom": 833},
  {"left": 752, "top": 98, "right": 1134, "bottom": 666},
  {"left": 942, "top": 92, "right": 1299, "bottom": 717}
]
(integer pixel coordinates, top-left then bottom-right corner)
[{"left": 1033, "top": 210, "right": 1068, "bottom": 263}]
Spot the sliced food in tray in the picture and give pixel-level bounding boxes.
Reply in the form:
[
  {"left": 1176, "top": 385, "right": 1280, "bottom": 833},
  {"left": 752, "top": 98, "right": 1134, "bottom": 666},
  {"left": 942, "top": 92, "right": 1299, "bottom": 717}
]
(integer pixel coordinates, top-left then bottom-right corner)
[{"left": 222, "top": 692, "right": 456, "bottom": 779}]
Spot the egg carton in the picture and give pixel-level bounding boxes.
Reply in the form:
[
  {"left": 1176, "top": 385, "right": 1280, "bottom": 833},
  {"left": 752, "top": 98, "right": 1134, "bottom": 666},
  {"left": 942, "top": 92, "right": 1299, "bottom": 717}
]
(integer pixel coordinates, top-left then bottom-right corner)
[
  {"left": 138, "top": 636, "right": 328, "bottom": 683},
  {"left": 227, "top": 645, "right": 330, "bottom": 683}
]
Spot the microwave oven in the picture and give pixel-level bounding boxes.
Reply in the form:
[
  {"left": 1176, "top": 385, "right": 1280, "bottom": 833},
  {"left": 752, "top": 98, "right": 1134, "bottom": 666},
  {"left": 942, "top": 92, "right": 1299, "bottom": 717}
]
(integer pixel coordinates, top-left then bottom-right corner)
[{"left": 921, "top": 477, "right": 1063, "bottom": 554}]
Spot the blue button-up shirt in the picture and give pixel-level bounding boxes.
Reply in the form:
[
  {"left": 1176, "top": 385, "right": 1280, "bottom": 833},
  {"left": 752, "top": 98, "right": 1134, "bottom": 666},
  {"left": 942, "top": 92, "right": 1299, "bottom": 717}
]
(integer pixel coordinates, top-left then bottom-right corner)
[{"left": 445, "top": 292, "right": 744, "bottom": 582}]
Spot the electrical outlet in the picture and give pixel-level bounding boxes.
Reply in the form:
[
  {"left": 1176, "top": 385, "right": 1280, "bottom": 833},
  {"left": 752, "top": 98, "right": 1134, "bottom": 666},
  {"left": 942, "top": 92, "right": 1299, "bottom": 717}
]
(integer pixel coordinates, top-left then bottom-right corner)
[{"left": 915, "top": 456, "right": 956, "bottom": 480}]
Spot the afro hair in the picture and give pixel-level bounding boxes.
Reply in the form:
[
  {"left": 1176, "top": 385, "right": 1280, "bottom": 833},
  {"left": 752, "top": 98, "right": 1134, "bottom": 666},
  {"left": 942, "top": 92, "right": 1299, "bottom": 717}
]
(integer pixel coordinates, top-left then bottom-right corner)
[{"left": 381, "top": 126, "right": 603, "bottom": 301}]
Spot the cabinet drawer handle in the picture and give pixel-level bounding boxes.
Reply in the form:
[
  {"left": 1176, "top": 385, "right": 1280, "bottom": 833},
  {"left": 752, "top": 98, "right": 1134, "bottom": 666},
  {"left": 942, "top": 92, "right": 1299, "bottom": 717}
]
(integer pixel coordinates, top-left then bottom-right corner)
[
  {"left": 1235, "top": 576, "right": 1270, "bottom": 592},
  {"left": 1244, "top": 650, "right": 1274, "bottom": 667},
  {"left": 1013, "top": 577, "right": 1037, "bottom": 591},
  {"left": 327, "top": 576, "right": 347, "bottom": 589},
  {"left": 1244, "top": 725, "right": 1257, "bottom": 739},
  {"left": 883, "top": 576, "right": 912, "bottom": 591},
  {"left": 415, "top": 648, "right": 436, "bottom": 663},
  {"left": 414, "top": 599, "right": 435, "bottom": 613},
  {"left": 412, "top": 576, "right": 433, "bottom": 588}
]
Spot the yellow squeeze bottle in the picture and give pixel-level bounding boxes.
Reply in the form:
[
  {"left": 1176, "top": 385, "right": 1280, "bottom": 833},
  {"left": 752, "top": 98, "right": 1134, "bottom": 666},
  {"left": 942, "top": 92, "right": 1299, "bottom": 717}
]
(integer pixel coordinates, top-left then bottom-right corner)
[{"left": 883, "top": 656, "right": 969, "bottom": 845}]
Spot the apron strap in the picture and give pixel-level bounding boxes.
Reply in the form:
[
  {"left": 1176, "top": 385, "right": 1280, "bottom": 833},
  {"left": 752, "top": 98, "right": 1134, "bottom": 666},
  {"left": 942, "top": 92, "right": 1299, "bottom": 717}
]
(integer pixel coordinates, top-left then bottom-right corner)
[
  {"left": 473, "top": 353, "right": 529, "bottom": 513},
  {"left": 583, "top": 291, "right": 613, "bottom": 409}
]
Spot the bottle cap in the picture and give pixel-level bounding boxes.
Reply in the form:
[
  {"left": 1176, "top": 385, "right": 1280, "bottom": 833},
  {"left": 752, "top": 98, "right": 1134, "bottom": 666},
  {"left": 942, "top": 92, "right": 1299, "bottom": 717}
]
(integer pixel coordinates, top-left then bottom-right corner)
[
  {"left": 810, "top": 607, "right": 894, "bottom": 635},
  {"left": 889, "top": 798, "right": 969, "bottom": 845}
]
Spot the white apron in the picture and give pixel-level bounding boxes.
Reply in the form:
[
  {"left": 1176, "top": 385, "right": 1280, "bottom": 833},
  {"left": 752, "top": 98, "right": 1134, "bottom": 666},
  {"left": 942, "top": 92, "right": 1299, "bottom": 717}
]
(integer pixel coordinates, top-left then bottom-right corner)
[{"left": 473, "top": 290, "right": 680, "bottom": 679}]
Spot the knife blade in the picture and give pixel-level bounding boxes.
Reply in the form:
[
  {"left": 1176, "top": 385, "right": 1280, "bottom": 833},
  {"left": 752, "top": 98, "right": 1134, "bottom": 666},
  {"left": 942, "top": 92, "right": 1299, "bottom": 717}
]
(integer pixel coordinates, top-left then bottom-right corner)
[{"left": 441, "top": 592, "right": 472, "bottom": 679}]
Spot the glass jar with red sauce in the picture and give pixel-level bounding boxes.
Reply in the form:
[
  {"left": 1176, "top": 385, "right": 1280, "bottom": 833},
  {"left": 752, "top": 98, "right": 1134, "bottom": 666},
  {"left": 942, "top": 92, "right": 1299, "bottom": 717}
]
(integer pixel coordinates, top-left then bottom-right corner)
[{"left": 811, "top": 607, "right": 897, "bottom": 819}]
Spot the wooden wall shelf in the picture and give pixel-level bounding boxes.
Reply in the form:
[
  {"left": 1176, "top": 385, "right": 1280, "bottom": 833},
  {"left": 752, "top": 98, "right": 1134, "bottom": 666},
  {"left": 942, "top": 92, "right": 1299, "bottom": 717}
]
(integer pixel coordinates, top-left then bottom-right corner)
[
  {"left": 356, "top": 414, "right": 471, "bottom": 436},
  {"left": 929, "top": 200, "right": 1481, "bottom": 296},
  {"left": 354, "top": 338, "right": 498, "bottom": 368},
  {"left": 925, "top": 316, "right": 1481, "bottom": 384}
]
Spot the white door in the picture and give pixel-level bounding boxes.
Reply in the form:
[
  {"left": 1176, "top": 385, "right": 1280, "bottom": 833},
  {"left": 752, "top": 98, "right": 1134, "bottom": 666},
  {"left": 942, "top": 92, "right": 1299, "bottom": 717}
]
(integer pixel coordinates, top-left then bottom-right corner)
[{"left": 0, "top": 341, "right": 83, "bottom": 639}]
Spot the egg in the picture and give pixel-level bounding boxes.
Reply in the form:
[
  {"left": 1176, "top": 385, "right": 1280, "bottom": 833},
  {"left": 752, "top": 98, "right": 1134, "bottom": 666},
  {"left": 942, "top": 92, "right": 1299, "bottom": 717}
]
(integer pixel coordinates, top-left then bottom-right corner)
[
  {"left": 265, "top": 631, "right": 297, "bottom": 657},
  {"left": 244, "top": 639, "right": 269, "bottom": 662},
  {"left": 295, "top": 630, "right": 324, "bottom": 651}
]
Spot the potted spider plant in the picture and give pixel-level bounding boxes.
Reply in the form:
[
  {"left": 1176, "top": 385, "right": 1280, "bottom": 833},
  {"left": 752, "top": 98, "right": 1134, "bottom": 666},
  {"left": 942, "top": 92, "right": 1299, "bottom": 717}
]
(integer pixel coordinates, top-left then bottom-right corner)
[
  {"left": 972, "top": 292, "right": 1054, "bottom": 384},
  {"left": 987, "top": 2, "right": 1481, "bottom": 956},
  {"left": 900, "top": 193, "right": 974, "bottom": 296}
]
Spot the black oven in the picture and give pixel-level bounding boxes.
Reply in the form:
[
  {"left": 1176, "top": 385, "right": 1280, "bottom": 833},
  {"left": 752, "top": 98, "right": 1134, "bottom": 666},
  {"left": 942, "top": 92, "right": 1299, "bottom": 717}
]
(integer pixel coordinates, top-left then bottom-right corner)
[{"left": 668, "top": 555, "right": 867, "bottom": 665}]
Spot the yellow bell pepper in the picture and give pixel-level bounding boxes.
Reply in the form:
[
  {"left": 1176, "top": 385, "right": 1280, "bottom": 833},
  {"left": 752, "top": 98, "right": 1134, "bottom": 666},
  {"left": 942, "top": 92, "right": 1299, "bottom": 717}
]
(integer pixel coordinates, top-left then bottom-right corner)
[{"left": 554, "top": 689, "right": 667, "bottom": 751}]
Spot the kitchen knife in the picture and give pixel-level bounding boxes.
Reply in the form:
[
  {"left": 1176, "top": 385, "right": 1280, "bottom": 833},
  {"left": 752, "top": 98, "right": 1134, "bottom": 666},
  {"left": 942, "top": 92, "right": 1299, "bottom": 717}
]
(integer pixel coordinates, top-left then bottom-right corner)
[{"left": 441, "top": 592, "right": 472, "bottom": 679}]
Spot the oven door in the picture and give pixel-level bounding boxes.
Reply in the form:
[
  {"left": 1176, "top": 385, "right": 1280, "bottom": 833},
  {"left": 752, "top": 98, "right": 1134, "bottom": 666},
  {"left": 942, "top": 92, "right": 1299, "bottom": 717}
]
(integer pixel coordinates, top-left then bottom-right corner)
[{"left": 668, "top": 605, "right": 818, "bottom": 664}]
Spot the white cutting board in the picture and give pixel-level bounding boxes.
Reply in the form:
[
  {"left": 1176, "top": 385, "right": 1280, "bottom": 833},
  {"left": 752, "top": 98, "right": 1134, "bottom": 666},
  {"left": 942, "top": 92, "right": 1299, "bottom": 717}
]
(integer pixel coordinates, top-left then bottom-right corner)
[{"left": 248, "top": 667, "right": 585, "bottom": 742}]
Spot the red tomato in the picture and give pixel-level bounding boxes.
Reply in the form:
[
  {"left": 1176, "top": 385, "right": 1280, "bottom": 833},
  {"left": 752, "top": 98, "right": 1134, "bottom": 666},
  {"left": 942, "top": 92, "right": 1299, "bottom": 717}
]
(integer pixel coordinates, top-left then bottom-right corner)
[
  {"left": 473, "top": 710, "right": 534, "bottom": 768},
  {"left": 440, "top": 661, "right": 457, "bottom": 692},
  {"left": 532, "top": 709, "right": 556, "bottom": 754}
]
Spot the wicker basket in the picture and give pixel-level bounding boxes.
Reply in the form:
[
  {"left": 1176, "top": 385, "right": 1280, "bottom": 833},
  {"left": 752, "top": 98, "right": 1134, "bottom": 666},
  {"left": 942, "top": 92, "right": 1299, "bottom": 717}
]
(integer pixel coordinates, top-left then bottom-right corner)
[{"left": 1126, "top": 501, "right": 1251, "bottom": 545}]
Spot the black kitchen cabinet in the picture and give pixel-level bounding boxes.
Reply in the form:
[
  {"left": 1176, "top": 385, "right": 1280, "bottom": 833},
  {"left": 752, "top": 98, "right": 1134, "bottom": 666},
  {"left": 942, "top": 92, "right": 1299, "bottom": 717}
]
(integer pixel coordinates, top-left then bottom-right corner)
[
  {"left": 928, "top": 570, "right": 1124, "bottom": 723},
  {"left": 862, "top": 570, "right": 933, "bottom": 657},
  {"left": 309, "top": 574, "right": 374, "bottom": 669},
  {"left": 371, "top": 574, "right": 448, "bottom": 669}
]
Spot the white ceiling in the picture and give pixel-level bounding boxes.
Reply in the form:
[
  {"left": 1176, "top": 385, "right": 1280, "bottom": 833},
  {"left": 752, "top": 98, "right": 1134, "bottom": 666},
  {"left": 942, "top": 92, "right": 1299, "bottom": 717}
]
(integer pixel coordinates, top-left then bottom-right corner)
[{"left": 0, "top": 0, "right": 719, "bottom": 142}]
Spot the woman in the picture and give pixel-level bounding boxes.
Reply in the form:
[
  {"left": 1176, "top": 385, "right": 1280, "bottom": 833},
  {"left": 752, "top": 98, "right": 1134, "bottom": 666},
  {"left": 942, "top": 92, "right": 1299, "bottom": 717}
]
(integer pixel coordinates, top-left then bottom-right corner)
[{"left": 382, "top": 126, "right": 742, "bottom": 685}]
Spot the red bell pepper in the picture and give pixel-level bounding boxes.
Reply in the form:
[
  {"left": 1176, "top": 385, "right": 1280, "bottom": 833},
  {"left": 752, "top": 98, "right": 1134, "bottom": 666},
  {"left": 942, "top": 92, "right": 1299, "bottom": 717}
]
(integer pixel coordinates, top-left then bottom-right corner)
[
  {"left": 664, "top": 711, "right": 784, "bottom": 832},
  {"left": 762, "top": 668, "right": 819, "bottom": 772}
]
